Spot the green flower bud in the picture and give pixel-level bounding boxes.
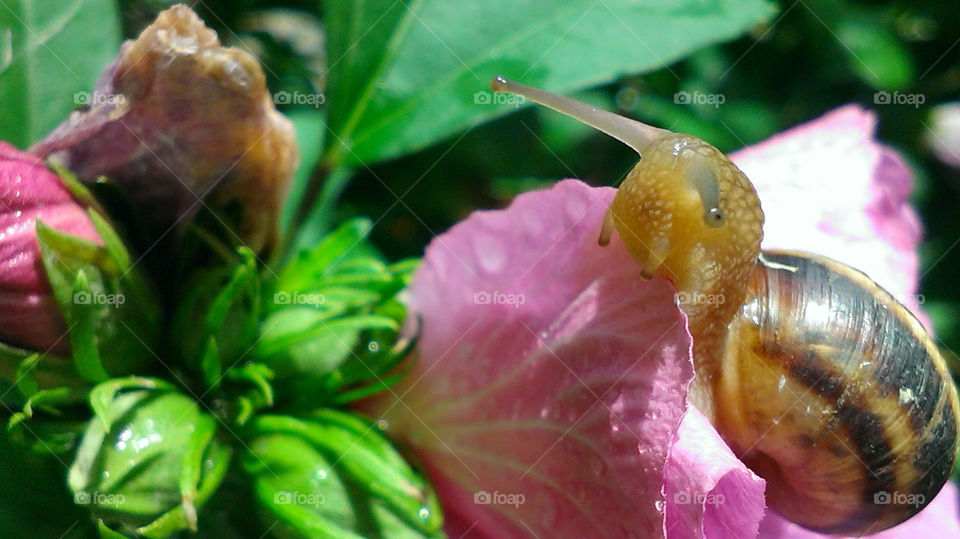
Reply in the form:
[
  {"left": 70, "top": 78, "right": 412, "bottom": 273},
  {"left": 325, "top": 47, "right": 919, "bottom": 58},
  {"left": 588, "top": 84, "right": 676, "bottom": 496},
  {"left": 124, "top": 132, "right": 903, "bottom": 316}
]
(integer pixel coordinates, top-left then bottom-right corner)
[
  {"left": 68, "top": 381, "right": 230, "bottom": 537},
  {"left": 242, "top": 411, "right": 442, "bottom": 538}
]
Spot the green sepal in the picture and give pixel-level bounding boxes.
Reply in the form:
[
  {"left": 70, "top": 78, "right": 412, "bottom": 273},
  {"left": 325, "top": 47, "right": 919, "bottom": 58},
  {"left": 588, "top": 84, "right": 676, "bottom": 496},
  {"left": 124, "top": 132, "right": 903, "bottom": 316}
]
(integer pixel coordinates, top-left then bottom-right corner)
[
  {"left": 276, "top": 218, "right": 376, "bottom": 294},
  {"left": 199, "top": 337, "right": 222, "bottom": 389},
  {"left": 171, "top": 247, "right": 260, "bottom": 388},
  {"left": 97, "top": 520, "right": 130, "bottom": 539},
  {"left": 88, "top": 376, "right": 176, "bottom": 432},
  {"left": 257, "top": 219, "right": 418, "bottom": 407},
  {"left": 36, "top": 212, "right": 160, "bottom": 383},
  {"left": 135, "top": 414, "right": 232, "bottom": 538},
  {"left": 69, "top": 270, "right": 111, "bottom": 382},
  {"left": 0, "top": 342, "right": 80, "bottom": 406},
  {"left": 7, "top": 386, "right": 89, "bottom": 455},
  {"left": 225, "top": 362, "right": 276, "bottom": 426},
  {"left": 49, "top": 165, "right": 102, "bottom": 209},
  {"left": 243, "top": 412, "right": 443, "bottom": 538},
  {"left": 14, "top": 353, "right": 42, "bottom": 398}
]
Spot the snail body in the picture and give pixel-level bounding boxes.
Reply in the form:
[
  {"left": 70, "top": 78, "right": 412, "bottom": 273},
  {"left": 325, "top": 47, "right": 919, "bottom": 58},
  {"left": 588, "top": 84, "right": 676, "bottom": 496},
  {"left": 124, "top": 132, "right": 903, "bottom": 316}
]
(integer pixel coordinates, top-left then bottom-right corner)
[{"left": 491, "top": 76, "right": 960, "bottom": 535}]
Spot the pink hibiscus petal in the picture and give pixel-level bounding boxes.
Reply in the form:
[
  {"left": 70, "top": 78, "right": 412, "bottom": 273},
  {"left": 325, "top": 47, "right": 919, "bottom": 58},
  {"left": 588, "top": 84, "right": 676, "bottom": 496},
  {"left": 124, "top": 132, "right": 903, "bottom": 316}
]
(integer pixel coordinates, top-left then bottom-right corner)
[
  {"left": 731, "top": 106, "right": 924, "bottom": 319},
  {"left": 757, "top": 482, "right": 960, "bottom": 538},
  {"left": 362, "top": 180, "right": 697, "bottom": 537},
  {"left": 665, "top": 407, "right": 766, "bottom": 538}
]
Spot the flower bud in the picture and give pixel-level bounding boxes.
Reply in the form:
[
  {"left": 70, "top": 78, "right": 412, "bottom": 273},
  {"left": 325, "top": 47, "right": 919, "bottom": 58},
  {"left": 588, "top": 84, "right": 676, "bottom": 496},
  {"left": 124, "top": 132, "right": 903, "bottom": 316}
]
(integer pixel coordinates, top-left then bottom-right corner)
[
  {"left": 69, "top": 382, "right": 230, "bottom": 535},
  {"left": 0, "top": 142, "right": 101, "bottom": 353},
  {"left": 31, "top": 5, "right": 298, "bottom": 254},
  {"left": 242, "top": 411, "right": 442, "bottom": 537}
]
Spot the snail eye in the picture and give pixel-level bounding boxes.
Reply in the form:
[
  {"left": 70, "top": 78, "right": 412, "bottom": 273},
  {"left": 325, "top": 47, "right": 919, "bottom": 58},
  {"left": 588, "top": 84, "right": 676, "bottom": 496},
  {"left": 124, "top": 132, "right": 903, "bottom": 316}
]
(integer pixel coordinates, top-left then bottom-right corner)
[{"left": 705, "top": 207, "right": 725, "bottom": 227}]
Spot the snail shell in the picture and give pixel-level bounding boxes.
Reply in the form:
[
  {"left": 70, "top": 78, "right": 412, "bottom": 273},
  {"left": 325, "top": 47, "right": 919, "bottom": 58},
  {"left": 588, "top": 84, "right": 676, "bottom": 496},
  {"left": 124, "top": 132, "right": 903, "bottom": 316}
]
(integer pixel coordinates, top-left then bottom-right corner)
[
  {"left": 718, "top": 251, "right": 959, "bottom": 534},
  {"left": 490, "top": 76, "right": 960, "bottom": 535}
]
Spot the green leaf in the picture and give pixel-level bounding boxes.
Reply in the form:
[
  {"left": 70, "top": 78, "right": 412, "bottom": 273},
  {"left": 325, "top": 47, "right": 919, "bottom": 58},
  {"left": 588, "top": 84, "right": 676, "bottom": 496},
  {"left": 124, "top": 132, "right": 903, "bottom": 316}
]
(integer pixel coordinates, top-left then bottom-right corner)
[
  {"left": 0, "top": 0, "right": 120, "bottom": 148},
  {"left": 323, "top": 0, "right": 775, "bottom": 167},
  {"left": 280, "top": 109, "right": 327, "bottom": 237},
  {"left": 836, "top": 18, "right": 915, "bottom": 90}
]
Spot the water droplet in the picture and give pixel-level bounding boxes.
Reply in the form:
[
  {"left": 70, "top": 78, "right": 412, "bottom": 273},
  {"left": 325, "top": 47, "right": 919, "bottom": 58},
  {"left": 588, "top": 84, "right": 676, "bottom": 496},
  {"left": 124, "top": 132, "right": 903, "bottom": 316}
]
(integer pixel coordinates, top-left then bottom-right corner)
[
  {"left": 654, "top": 499, "right": 665, "bottom": 512},
  {"left": 777, "top": 375, "right": 786, "bottom": 392},
  {"left": 368, "top": 341, "right": 379, "bottom": 352},
  {"left": 377, "top": 419, "right": 390, "bottom": 431},
  {"left": 316, "top": 469, "right": 328, "bottom": 480},
  {"left": 418, "top": 507, "right": 430, "bottom": 520}
]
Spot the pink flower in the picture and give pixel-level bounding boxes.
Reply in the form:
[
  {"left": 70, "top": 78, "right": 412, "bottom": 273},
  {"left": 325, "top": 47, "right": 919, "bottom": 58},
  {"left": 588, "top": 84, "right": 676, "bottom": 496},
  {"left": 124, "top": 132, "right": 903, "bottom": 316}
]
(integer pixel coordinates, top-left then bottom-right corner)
[
  {"left": 360, "top": 106, "right": 959, "bottom": 537},
  {"left": 0, "top": 142, "right": 101, "bottom": 353}
]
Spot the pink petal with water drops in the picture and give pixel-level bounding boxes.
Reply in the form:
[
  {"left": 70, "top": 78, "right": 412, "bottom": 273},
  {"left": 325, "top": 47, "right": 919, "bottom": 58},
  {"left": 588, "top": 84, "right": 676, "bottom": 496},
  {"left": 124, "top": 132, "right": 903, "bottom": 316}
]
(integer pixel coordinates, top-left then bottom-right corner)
[
  {"left": 731, "top": 106, "right": 925, "bottom": 321},
  {"left": 665, "top": 406, "right": 766, "bottom": 538},
  {"left": 361, "top": 180, "right": 694, "bottom": 538}
]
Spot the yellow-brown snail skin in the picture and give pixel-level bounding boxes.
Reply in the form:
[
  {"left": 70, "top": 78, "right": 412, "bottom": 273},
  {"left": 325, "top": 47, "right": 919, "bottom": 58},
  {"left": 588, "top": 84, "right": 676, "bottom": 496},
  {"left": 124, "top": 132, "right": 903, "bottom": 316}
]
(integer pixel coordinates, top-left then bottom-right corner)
[{"left": 491, "top": 76, "right": 960, "bottom": 535}]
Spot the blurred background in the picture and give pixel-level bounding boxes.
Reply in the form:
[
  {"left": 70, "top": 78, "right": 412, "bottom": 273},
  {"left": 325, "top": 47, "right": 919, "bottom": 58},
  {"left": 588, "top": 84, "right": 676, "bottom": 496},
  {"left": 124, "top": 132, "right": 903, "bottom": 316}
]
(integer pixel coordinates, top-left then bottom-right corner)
[{"left": 112, "top": 1, "right": 960, "bottom": 352}]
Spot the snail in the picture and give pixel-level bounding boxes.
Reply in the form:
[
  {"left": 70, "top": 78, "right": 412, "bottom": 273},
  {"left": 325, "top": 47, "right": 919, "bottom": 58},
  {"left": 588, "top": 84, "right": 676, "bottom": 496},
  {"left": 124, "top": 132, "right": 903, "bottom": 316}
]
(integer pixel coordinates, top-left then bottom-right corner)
[{"left": 491, "top": 76, "right": 960, "bottom": 535}]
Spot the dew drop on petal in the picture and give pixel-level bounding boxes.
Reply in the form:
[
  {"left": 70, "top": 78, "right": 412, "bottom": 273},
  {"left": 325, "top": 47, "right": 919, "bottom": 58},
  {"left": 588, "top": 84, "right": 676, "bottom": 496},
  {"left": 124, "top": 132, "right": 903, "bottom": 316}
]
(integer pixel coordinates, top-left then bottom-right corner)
[{"left": 474, "top": 233, "right": 507, "bottom": 273}]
